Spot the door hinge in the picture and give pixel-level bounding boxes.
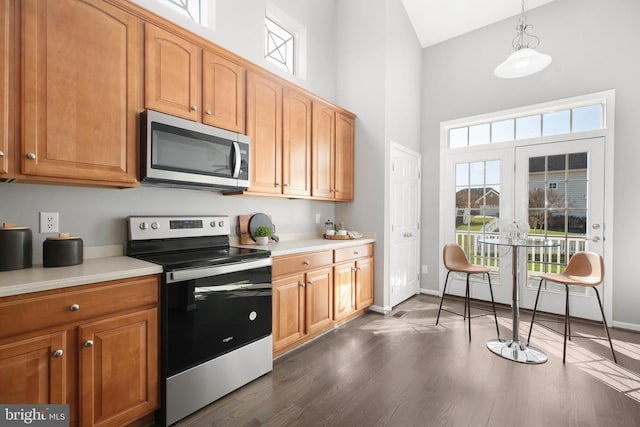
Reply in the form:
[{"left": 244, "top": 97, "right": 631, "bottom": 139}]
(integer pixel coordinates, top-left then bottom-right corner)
[{"left": 417, "top": 222, "right": 420, "bottom": 230}]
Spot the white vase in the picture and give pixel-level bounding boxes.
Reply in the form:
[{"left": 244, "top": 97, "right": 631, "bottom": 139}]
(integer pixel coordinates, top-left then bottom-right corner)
[{"left": 255, "top": 236, "right": 269, "bottom": 245}]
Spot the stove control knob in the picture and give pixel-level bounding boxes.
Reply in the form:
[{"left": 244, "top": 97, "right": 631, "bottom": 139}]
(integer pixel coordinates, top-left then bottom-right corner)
[
  {"left": 249, "top": 311, "right": 257, "bottom": 321},
  {"left": 151, "top": 222, "right": 160, "bottom": 230},
  {"left": 218, "top": 220, "right": 225, "bottom": 228},
  {"left": 139, "top": 222, "right": 149, "bottom": 230},
  {"left": 210, "top": 221, "right": 216, "bottom": 228}
]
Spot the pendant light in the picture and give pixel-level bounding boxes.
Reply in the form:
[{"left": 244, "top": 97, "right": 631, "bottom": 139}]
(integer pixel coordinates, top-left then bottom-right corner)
[{"left": 494, "top": 0, "right": 552, "bottom": 78}]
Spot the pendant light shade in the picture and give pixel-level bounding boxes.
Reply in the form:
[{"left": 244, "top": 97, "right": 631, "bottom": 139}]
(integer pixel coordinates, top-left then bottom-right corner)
[
  {"left": 495, "top": 0, "right": 552, "bottom": 79},
  {"left": 494, "top": 48, "right": 552, "bottom": 78}
]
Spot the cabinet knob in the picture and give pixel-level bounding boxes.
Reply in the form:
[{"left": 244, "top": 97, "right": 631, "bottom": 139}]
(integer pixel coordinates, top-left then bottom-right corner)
[
  {"left": 69, "top": 304, "right": 80, "bottom": 312},
  {"left": 83, "top": 340, "right": 94, "bottom": 348},
  {"left": 191, "top": 105, "right": 198, "bottom": 111},
  {"left": 303, "top": 260, "right": 310, "bottom": 265},
  {"left": 299, "top": 281, "right": 306, "bottom": 288},
  {"left": 308, "top": 280, "right": 314, "bottom": 285},
  {"left": 274, "top": 182, "right": 281, "bottom": 187},
  {"left": 283, "top": 183, "right": 289, "bottom": 188},
  {"left": 26, "top": 152, "right": 36, "bottom": 160},
  {"left": 52, "top": 349, "right": 64, "bottom": 358},
  {"left": 354, "top": 251, "right": 359, "bottom": 255},
  {"left": 0, "top": 150, "right": 4, "bottom": 157},
  {"left": 205, "top": 109, "right": 212, "bottom": 115}
]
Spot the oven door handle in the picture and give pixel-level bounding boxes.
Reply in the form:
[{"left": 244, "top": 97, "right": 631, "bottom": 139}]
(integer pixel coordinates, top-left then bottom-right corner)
[{"left": 167, "top": 257, "right": 272, "bottom": 283}]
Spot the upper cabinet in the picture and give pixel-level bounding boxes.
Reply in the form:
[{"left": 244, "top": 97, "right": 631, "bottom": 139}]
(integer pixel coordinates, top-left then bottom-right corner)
[
  {"left": 0, "top": 0, "right": 11, "bottom": 179},
  {"left": 145, "top": 24, "right": 246, "bottom": 133},
  {"left": 312, "top": 101, "right": 355, "bottom": 201},
  {"left": 245, "top": 71, "right": 312, "bottom": 197},
  {"left": 21, "top": 0, "right": 141, "bottom": 187}
]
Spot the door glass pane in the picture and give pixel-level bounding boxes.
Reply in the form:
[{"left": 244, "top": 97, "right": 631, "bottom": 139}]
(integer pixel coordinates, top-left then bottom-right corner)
[
  {"left": 454, "top": 160, "right": 501, "bottom": 276},
  {"left": 526, "top": 152, "right": 589, "bottom": 294}
]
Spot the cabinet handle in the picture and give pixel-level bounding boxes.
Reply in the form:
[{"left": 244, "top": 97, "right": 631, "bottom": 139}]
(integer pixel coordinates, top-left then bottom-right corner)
[
  {"left": 83, "top": 340, "right": 94, "bottom": 348},
  {"left": 26, "top": 152, "right": 36, "bottom": 160},
  {"left": 354, "top": 251, "right": 359, "bottom": 255},
  {"left": 303, "top": 260, "right": 310, "bottom": 265},
  {"left": 205, "top": 109, "right": 212, "bottom": 115},
  {"left": 299, "top": 281, "right": 306, "bottom": 288},
  {"left": 274, "top": 182, "right": 281, "bottom": 187},
  {"left": 283, "top": 183, "right": 289, "bottom": 188},
  {"left": 308, "top": 280, "right": 314, "bottom": 285},
  {"left": 69, "top": 304, "right": 80, "bottom": 312},
  {"left": 191, "top": 105, "right": 198, "bottom": 111},
  {"left": 52, "top": 349, "right": 64, "bottom": 358},
  {"left": 0, "top": 150, "right": 4, "bottom": 157}
]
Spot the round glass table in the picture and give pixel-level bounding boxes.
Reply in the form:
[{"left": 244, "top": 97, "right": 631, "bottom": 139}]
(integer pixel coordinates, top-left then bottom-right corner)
[{"left": 479, "top": 237, "right": 560, "bottom": 364}]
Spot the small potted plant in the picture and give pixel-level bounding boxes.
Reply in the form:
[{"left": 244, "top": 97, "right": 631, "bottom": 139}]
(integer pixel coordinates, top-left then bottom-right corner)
[
  {"left": 335, "top": 221, "right": 347, "bottom": 236},
  {"left": 253, "top": 225, "right": 272, "bottom": 245}
]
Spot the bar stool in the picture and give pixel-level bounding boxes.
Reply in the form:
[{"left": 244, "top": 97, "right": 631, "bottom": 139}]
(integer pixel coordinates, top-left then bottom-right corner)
[
  {"left": 436, "top": 243, "right": 500, "bottom": 341},
  {"left": 526, "top": 251, "right": 616, "bottom": 364}
]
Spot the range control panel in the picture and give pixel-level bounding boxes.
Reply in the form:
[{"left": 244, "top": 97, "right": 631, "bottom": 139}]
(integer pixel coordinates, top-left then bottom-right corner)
[{"left": 128, "top": 216, "right": 230, "bottom": 240}]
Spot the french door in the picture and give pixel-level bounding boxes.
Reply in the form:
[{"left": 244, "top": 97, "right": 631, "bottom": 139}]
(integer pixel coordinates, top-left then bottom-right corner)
[{"left": 515, "top": 137, "right": 605, "bottom": 321}]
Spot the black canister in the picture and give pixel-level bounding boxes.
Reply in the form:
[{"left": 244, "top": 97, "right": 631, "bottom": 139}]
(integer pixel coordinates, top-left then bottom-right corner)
[
  {"left": 43, "top": 233, "right": 83, "bottom": 267},
  {"left": 0, "top": 223, "right": 33, "bottom": 271}
]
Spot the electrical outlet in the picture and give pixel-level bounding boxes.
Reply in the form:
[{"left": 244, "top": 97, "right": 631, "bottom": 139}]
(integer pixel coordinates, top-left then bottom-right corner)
[
  {"left": 315, "top": 213, "right": 321, "bottom": 224},
  {"left": 422, "top": 264, "right": 429, "bottom": 274},
  {"left": 40, "top": 212, "right": 59, "bottom": 234}
]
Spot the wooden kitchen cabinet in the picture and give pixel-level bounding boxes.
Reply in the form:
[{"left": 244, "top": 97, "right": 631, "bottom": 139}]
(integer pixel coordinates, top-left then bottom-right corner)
[
  {"left": 272, "top": 251, "right": 333, "bottom": 355},
  {"left": 145, "top": 24, "right": 201, "bottom": 122},
  {"left": 282, "top": 87, "right": 312, "bottom": 197},
  {"left": 0, "top": 0, "right": 13, "bottom": 179},
  {"left": 333, "top": 244, "right": 374, "bottom": 321},
  {"left": 312, "top": 101, "right": 355, "bottom": 201},
  {"left": 145, "top": 25, "right": 246, "bottom": 133},
  {"left": 0, "top": 331, "right": 67, "bottom": 405},
  {"left": 21, "top": 0, "right": 141, "bottom": 187},
  {"left": 0, "top": 275, "right": 160, "bottom": 427}
]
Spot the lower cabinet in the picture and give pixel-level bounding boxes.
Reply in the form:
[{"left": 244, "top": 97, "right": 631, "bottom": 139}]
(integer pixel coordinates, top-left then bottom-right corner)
[
  {"left": 272, "top": 243, "right": 374, "bottom": 356},
  {"left": 0, "top": 275, "right": 160, "bottom": 427}
]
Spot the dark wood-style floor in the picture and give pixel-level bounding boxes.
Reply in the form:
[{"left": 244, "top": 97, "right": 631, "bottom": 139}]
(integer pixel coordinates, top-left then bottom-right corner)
[{"left": 175, "top": 295, "right": 640, "bottom": 426}]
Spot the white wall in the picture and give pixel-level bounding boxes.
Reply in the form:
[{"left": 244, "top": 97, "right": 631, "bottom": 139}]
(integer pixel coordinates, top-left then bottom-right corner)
[
  {"left": 420, "top": 0, "right": 640, "bottom": 326},
  {"left": 1, "top": 0, "right": 339, "bottom": 260},
  {"left": 335, "top": 0, "right": 422, "bottom": 310}
]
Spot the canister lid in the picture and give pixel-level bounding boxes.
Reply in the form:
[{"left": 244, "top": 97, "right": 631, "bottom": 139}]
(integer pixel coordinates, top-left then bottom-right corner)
[
  {"left": 0, "top": 222, "right": 30, "bottom": 230},
  {"left": 45, "top": 233, "right": 81, "bottom": 241}
]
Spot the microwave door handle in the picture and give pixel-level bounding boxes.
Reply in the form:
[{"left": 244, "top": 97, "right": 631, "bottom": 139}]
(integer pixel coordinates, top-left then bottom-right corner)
[{"left": 232, "top": 141, "right": 241, "bottom": 178}]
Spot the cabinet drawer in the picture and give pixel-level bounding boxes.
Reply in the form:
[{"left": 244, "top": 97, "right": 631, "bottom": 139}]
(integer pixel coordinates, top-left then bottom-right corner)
[
  {"left": 273, "top": 251, "right": 333, "bottom": 277},
  {"left": 0, "top": 275, "right": 159, "bottom": 339},
  {"left": 334, "top": 244, "right": 373, "bottom": 263}
]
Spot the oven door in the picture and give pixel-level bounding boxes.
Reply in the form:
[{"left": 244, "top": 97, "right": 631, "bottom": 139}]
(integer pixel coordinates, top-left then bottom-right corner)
[{"left": 164, "top": 259, "right": 271, "bottom": 377}]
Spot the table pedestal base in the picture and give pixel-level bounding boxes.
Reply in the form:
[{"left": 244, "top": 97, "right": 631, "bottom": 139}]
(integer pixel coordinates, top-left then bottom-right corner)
[{"left": 486, "top": 339, "right": 548, "bottom": 364}]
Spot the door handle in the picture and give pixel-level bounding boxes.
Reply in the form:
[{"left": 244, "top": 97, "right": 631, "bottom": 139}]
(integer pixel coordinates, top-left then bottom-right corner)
[{"left": 588, "top": 236, "right": 601, "bottom": 242}]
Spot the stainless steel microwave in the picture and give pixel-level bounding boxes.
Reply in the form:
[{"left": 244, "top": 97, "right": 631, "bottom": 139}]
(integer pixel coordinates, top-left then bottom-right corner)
[{"left": 141, "top": 110, "right": 250, "bottom": 191}]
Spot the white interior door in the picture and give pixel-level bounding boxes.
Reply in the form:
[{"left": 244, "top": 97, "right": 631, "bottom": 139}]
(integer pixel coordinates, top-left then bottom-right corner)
[
  {"left": 515, "top": 137, "right": 605, "bottom": 320},
  {"left": 389, "top": 143, "right": 421, "bottom": 307}
]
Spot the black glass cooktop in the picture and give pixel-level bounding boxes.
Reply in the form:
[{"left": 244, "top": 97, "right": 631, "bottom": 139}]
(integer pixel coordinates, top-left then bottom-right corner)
[{"left": 134, "top": 246, "right": 270, "bottom": 271}]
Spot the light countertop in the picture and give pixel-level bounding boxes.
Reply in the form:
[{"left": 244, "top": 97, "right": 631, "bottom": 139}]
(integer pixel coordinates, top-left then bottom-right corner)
[
  {"left": 233, "top": 236, "right": 376, "bottom": 257},
  {"left": 0, "top": 256, "right": 163, "bottom": 298}
]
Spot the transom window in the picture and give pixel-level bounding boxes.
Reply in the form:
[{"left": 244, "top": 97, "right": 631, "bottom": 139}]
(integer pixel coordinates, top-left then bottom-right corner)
[
  {"left": 449, "top": 103, "right": 603, "bottom": 148},
  {"left": 265, "top": 17, "right": 295, "bottom": 75},
  {"left": 158, "top": 0, "right": 202, "bottom": 24}
]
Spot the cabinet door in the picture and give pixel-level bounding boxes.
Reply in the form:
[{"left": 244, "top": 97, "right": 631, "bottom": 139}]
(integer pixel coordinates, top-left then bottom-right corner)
[
  {"left": 202, "top": 50, "right": 245, "bottom": 132},
  {"left": 0, "top": 0, "right": 10, "bottom": 177},
  {"left": 355, "top": 257, "right": 374, "bottom": 309},
  {"left": 0, "top": 331, "right": 67, "bottom": 404},
  {"left": 333, "top": 262, "right": 355, "bottom": 321},
  {"left": 79, "top": 308, "right": 158, "bottom": 427},
  {"left": 21, "top": 0, "right": 140, "bottom": 186},
  {"left": 312, "top": 101, "right": 335, "bottom": 199},
  {"left": 335, "top": 111, "right": 355, "bottom": 201},
  {"left": 272, "top": 273, "right": 305, "bottom": 352},
  {"left": 246, "top": 71, "right": 282, "bottom": 194},
  {"left": 145, "top": 24, "right": 200, "bottom": 121},
  {"left": 305, "top": 267, "right": 333, "bottom": 335},
  {"left": 282, "top": 87, "right": 311, "bottom": 197}
]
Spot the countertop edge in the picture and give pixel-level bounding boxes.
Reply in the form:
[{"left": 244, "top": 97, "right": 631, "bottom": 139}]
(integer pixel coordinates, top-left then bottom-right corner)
[{"left": 234, "top": 237, "right": 376, "bottom": 257}]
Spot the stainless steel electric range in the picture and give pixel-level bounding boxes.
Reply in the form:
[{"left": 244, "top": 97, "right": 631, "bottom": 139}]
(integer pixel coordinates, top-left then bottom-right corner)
[{"left": 126, "top": 215, "right": 272, "bottom": 426}]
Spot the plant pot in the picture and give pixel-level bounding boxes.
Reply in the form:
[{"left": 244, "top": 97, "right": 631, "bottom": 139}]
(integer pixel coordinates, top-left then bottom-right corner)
[{"left": 255, "top": 236, "right": 269, "bottom": 245}]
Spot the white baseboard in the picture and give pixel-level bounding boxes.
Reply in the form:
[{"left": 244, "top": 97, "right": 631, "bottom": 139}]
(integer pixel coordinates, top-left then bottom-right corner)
[
  {"left": 420, "top": 288, "right": 441, "bottom": 297},
  {"left": 612, "top": 320, "right": 640, "bottom": 332},
  {"left": 369, "top": 304, "right": 391, "bottom": 315}
]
